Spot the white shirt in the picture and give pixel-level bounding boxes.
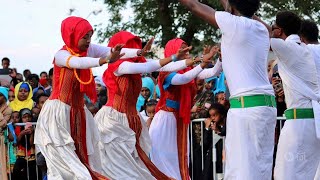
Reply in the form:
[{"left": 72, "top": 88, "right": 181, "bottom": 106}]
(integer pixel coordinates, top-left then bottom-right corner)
[
  {"left": 307, "top": 44, "right": 320, "bottom": 87},
  {"left": 271, "top": 35, "right": 319, "bottom": 109},
  {"left": 215, "top": 11, "right": 274, "bottom": 97}
]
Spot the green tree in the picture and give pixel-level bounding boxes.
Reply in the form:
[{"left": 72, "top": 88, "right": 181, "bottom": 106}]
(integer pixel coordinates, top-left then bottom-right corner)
[{"left": 95, "top": 0, "right": 320, "bottom": 50}]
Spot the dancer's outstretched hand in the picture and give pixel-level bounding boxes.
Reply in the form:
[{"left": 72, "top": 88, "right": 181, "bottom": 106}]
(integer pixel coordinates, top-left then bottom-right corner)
[
  {"left": 109, "top": 44, "right": 125, "bottom": 63},
  {"left": 176, "top": 46, "right": 192, "bottom": 60},
  {"left": 200, "top": 46, "right": 219, "bottom": 68},
  {"left": 140, "top": 37, "right": 154, "bottom": 56}
]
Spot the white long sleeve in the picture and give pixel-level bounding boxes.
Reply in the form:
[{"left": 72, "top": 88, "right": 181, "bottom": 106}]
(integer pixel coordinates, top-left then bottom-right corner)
[
  {"left": 171, "top": 65, "right": 203, "bottom": 85},
  {"left": 197, "top": 60, "right": 223, "bottom": 80},
  {"left": 88, "top": 43, "right": 140, "bottom": 59},
  {"left": 114, "top": 61, "right": 162, "bottom": 76},
  {"left": 146, "top": 59, "right": 188, "bottom": 72},
  {"left": 55, "top": 50, "right": 101, "bottom": 69}
]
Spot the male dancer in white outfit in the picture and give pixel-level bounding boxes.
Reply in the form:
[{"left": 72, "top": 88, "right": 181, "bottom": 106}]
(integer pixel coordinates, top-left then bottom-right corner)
[
  {"left": 179, "top": 0, "right": 277, "bottom": 179},
  {"left": 261, "top": 13, "right": 320, "bottom": 180},
  {"left": 271, "top": 11, "right": 320, "bottom": 180}
]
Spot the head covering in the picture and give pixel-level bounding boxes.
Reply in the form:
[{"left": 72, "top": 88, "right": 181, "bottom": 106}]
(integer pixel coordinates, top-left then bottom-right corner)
[
  {"left": 20, "top": 108, "right": 32, "bottom": 117},
  {"left": 0, "top": 87, "right": 9, "bottom": 101},
  {"left": 20, "top": 82, "right": 30, "bottom": 92},
  {"left": 94, "top": 76, "right": 106, "bottom": 87},
  {"left": 103, "top": 31, "right": 146, "bottom": 106},
  {"left": 136, "top": 77, "right": 155, "bottom": 111},
  {"left": 9, "top": 82, "right": 33, "bottom": 112},
  {"left": 56, "top": 16, "right": 97, "bottom": 103},
  {"left": 157, "top": 38, "right": 196, "bottom": 124},
  {"left": 214, "top": 72, "right": 226, "bottom": 95}
]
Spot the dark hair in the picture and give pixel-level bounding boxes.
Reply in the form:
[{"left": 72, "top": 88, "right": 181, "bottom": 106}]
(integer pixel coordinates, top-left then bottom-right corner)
[
  {"left": 228, "top": 0, "right": 260, "bottom": 17},
  {"left": 27, "top": 73, "right": 40, "bottom": 81},
  {"left": 276, "top": 11, "right": 301, "bottom": 36},
  {"left": 207, "top": 103, "right": 227, "bottom": 119},
  {"left": 40, "top": 71, "right": 47, "bottom": 77},
  {"left": 35, "top": 93, "right": 49, "bottom": 104},
  {"left": 49, "top": 68, "right": 53, "bottom": 76},
  {"left": 299, "top": 19, "right": 319, "bottom": 43},
  {"left": 2, "top": 57, "right": 10, "bottom": 63},
  {"left": 146, "top": 99, "right": 158, "bottom": 106}
]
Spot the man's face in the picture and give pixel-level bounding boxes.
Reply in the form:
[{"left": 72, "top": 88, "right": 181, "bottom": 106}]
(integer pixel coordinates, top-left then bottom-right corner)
[
  {"left": 2, "top": 60, "right": 9, "bottom": 69},
  {"left": 271, "top": 23, "right": 283, "bottom": 39},
  {"left": 28, "top": 77, "right": 39, "bottom": 89},
  {"left": 41, "top": 73, "right": 48, "bottom": 79}
]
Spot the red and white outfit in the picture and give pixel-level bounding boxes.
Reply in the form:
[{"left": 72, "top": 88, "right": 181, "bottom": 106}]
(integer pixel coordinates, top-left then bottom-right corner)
[
  {"left": 94, "top": 31, "right": 191, "bottom": 179},
  {"left": 34, "top": 18, "right": 139, "bottom": 180},
  {"left": 149, "top": 38, "right": 222, "bottom": 180}
]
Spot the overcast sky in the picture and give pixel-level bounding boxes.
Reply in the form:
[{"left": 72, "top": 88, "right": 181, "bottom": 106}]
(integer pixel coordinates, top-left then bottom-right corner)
[{"left": 0, "top": 0, "right": 129, "bottom": 76}]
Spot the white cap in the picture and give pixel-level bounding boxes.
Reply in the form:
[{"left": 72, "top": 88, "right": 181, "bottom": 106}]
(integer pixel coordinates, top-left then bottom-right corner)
[{"left": 94, "top": 76, "right": 106, "bottom": 87}]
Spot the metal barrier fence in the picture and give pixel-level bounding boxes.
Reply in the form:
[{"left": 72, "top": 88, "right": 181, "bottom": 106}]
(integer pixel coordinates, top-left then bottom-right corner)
[
  {"left": 5, "top": 122, "right": 39, "bottom": 180},
  {"left": 3, "top": 117, "right": 286, "bottom": 180},
  {"left": 190, "top": 116, "right": 286, "bottom": 180}
]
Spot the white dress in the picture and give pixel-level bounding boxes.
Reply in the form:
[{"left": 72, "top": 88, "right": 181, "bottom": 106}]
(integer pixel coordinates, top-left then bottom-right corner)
[
  {"left": 94, "top": 60, "right": 190, "bottom": 179},
  {"left": 149, "top": 63, "right": 222, "bottom": 180},
  {"left": 34, "top": 44, "right": 140, "bottom": 180}
]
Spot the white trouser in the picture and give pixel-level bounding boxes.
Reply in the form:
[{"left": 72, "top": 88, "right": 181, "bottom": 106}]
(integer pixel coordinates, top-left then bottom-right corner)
[
  {"left": 274, "top": 119, "right": 320, "bottom": 180},
  {"left": 224, "top": 106, "right": 277, "bottom": 180}
]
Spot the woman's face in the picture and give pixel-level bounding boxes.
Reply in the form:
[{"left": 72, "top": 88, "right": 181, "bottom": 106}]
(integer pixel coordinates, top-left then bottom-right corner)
[
  {"left": 209, "top": 109, "right": 222, "bottom": 123},
  {"left": 18, "top": 88, "right": 29, "bottom": 101},
  {"left": 141, "top": 87, "right": 151, "bottom": 99},
  {"left": 180, "top": 43, "right": 191, "bottom": 59},
  {"left": 21, "top": 113, "right": 32, "bottom": 123},
  {"left": 78, "top": 31, "right": 93, "bottom": 51}
]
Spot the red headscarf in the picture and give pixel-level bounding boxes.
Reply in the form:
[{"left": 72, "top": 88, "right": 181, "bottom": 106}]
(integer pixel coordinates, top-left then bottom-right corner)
[
  {"left": 55, "top": 16, "right": 97, "bottom": 103},
  {"left": 103, "top": 31, "right": 146, "bottom": 105},
  {"left": 158, "top": 38, "right": 195, "bottom": 124}
]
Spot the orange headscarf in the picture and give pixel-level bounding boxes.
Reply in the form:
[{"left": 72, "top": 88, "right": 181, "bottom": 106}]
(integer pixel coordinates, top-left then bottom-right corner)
[{"left": 57, "top": 16, "right": 97, "bottom": 103}]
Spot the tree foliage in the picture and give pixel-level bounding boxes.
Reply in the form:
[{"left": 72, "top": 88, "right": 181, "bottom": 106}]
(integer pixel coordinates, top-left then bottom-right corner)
[{"left": 94, "top": 0, "right": 320, "bottom": 50}]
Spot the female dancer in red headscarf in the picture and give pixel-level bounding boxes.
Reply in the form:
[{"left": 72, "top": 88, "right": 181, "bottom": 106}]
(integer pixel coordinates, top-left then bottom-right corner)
[
  {"left": 34, "top": 17, "right": 146, "bottom": 180},
  {"left": 94, "top": 31, "right": 196, "bottom": 180},
  {"left": 149, "top": 38, "right": 222, "bottom": 180}
]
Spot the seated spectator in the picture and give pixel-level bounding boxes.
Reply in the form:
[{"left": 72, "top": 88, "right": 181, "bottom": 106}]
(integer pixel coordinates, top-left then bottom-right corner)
[{"left": 9, "top": 82, "right": 34, "bottom": 112}]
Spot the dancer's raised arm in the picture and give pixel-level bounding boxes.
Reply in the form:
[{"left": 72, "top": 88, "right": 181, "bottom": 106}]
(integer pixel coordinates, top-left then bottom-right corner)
[{"left": 179, "top": 0, "right": 227, "bottom": 28}]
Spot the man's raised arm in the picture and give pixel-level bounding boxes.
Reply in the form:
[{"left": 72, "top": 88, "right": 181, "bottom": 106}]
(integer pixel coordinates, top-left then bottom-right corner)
[{"left": 179, "top": 0, "right": 224, "bottom": 28}]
